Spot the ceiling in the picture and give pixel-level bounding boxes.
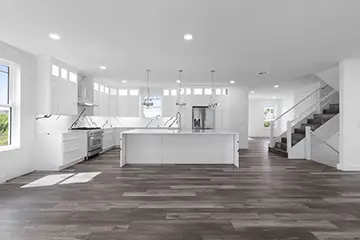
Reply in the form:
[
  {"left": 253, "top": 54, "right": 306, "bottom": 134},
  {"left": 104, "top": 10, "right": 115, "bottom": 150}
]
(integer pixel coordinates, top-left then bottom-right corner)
[{"left": 1, "top": 0, "right": 360, "bottom": 89}]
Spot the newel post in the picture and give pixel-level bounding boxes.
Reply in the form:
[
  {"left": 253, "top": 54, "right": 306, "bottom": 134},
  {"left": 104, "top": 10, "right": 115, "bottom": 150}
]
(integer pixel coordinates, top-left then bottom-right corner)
[
  {"left": 270, "top": 121, "right": 275, "bottom": 147},
  {"left": 286, "top": 121, "right": 292, "bottom": 152}
]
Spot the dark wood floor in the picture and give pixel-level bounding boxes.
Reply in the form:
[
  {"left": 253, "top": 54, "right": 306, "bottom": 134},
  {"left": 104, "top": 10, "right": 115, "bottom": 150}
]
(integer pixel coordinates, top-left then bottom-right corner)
[{"left": 1, "top": 138, "right": 360, "bottom": 239}]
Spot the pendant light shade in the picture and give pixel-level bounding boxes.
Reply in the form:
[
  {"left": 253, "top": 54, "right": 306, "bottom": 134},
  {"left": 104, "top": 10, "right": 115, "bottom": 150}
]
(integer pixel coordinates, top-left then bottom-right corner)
[
  {"left": 208, "top": 70, "right": 219, "bottom": 108},
  {"left": 176, "top": 70, "right": 187, "bottom": 108},
  {"left": 142, "top": 70, "right": 154, "bottom": 109}
]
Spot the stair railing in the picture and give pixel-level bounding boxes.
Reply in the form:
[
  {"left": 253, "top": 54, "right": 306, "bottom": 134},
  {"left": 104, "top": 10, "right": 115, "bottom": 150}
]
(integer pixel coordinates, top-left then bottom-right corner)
[
  {"left": 269, "top": 84, "right": 331, "bottom": 147},
  {"left": 305, "top": 126, "right": 339, "bottom": 167}
]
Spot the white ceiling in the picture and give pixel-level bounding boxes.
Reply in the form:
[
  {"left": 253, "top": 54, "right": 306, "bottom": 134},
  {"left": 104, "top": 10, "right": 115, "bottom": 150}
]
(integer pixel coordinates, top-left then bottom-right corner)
[{"left": 1, "top": 0, "right": 360, "bottom": 89}]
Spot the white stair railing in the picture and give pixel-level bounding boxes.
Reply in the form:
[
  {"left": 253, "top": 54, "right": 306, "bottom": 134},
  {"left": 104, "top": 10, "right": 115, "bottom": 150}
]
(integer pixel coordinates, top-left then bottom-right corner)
[
  {"left": 269, "top": 84, "right": 336, "bottom": 148},
  {"left": 305, "top": 127, "right": 339, "bottom": 167}
]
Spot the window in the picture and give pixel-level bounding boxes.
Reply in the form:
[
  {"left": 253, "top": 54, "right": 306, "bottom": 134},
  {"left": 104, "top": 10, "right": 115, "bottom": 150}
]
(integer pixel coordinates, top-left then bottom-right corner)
[
  {"left": 94, "top": 83, "right": 99, "bottom": 91},
  {"left": 61, "top": 68, "right": 68, "bottom": 80},
  {"left": 69, "top": 72, "right": 77, "bottom": 83},
  {"left": 204, "top": 88, "right": 212, "bottom": 95},
  {"left": 110, "top": 88, "right": 117, "bottom": 95},
  {"left": 0, "top": 64, "right": 11, "bottom": 146},
  {"left": 143, "top": 96, "right": 162, "bottom": 118},
  {"left": 170, "top": 89, "right": 177, "bottom": 96},
  {"left": 104, "top": 87, "right": 109, "bottom": 94},
  {"left": 99, "top": 85, "right": 104, "bottom": 93},
  {"left": 194, "top": 88, "right": 203, "bottom": 95},
  {"left": 179, "top": 88, "right": 185, "bottom": 95},
  {"left": 223, "top": 89, "right": 228, "bottom": 95},
  {"left": 186, "top": 88, "right": 192, "bottom": 95},
  {"left": 129, "top": 89, "right": 139, "bottom": 96},
  {"left": 51, "top": 65, "right": 59, "bottom": 77},
  {"left": 163, "top": 89, "right": 170, "bottom": 96},
  {"left": 216, "top": 89, "right": 222, "bottom": 95},
  {"left": 119, "top": 89, "right": 128, "bottom": 96}
]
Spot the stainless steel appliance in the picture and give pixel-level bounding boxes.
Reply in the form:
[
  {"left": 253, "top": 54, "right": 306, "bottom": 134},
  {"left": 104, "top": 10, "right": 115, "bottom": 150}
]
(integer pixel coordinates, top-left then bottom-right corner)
[
  {"left": 192, "top": 106, "right": 215, "bottom": 130},
  {"left": 72, "top": 127, "right": 104, "bottom": 158}
]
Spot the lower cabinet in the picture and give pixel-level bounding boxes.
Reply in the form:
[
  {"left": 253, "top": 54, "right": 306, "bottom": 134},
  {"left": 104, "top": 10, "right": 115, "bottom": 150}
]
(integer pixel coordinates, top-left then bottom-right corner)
[
  {"left": 103, "top": 128, "right": 116, "bottom": 151},
  {"left": 37, "top": 131, "right": 87, "bottom": 171}
]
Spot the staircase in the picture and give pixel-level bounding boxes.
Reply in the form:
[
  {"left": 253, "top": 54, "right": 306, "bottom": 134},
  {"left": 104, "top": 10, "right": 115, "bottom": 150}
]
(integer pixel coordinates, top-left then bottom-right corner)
[
  {"left": 269, "top": 103, "right": 339, "bottom": 157},
  {"left": 268, "top": 84, "right": 339, "bottom": 158}
]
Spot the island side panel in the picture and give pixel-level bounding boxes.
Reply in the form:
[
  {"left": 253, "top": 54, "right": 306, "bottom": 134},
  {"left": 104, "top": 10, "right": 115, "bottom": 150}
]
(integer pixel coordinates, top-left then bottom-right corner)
[
  {"left": 234, "top": 133, "right": 240, "bottom": 167},
  {"left": 125, "top": 134, "right": 163, "bottom": 164},
  {"left": 161, "top": 134, "right": 234, "bottom": 165},
  {"left": 120, "top": 132, "right": 126, "bottom": 167}
]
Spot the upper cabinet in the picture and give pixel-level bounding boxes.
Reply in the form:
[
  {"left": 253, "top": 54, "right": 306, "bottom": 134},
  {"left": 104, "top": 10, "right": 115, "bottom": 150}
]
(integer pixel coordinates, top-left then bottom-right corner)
[{"left": 37, "top": 56, "right": 78, "bottom": 115}]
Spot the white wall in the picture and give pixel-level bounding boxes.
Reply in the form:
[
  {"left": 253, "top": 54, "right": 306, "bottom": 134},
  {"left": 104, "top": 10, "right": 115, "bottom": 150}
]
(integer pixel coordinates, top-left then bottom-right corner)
[
  {"left": 339, "top": 59, "right": 360, "bottom": 171},
  {"left": 294, "top": 81, "right": 321, "bottom": 118},
  {"left": 0, "top": 41, "right": 37, "bottom": 183},
  {"left": 316, "top": 65, "right": 339, "bottom": 91},
  {"left": 248, "top": 99, "right": 282, "bottom": 137}
]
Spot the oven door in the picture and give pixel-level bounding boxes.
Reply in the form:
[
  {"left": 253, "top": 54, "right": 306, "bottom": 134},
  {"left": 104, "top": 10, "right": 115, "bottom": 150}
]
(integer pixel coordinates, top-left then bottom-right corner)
[{"left": 89, "top": 135, "right": 103, "bottom": 151}]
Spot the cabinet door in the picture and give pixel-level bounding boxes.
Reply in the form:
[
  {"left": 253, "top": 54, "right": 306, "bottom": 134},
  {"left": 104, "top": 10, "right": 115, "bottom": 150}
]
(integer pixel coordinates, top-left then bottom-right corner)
[
  {"left": 67, "top": 81, "right": 78, "bottom": 115},
  {"left": 93, "top": 90, "right": 100, "bottom": 116},
  {"left": 50, "top": 76, "right": 61, "bottom": 114}
]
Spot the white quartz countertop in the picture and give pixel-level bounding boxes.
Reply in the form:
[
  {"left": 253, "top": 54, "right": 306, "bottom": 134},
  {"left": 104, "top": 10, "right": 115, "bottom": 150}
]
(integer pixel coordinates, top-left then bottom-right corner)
[{"left": 121, "top": 129, "right": 239, "bottom": 135}]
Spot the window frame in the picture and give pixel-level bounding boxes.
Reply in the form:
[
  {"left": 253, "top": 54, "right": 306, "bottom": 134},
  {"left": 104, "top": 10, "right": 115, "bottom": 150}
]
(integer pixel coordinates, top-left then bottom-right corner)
[{"left": 0, "top": 64, "right": 12, "bottom": 147}]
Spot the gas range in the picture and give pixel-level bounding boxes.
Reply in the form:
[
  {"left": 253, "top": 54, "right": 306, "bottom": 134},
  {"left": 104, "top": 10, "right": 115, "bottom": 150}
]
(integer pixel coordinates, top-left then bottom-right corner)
[{"left": 71, "top": 127, "right": 104, "bottom": 158}]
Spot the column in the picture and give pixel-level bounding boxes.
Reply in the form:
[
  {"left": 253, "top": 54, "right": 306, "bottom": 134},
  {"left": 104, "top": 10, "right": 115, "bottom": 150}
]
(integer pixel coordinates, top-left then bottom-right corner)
[{"left": 338, "top": 59, "right": 360, "bottom": 170}]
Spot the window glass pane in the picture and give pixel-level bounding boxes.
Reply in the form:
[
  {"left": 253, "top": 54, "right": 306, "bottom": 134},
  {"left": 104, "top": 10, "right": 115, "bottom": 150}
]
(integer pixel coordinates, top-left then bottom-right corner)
[
  {"left": 99, "top": 85, "right": 104, "bottom": 93},
  {"left": 129, "top": 89, "right": 139, "bottom": 96},
  {"left": 204, "top": 88, "right": 212, "bottom": 95},
  {"left": 110, "top": 88, "right": 117, "bottom": 95},
  {"left": 0, "top": 65, "right": 9, "bottom": 105},
  {"left": 186, "top": 88, "right": 192, "bottom": 95},
  {"left": 179, "top": 88, "right": 185, "bottom": 95},
  {"left": 170, "top": 89, "right": 177, "bottom": 96},
  {"left": 163, "top": 89, "right": 169, "bottom": 96},
  {"left": 69, "top": 72, "right": 77, "bottom": 83},
  {"left": 0, "top": 106, "right": 10, "bottom": 146},
  {"left": 143, "top": 96, "right": 162, "bottom": 118},
  {"left": 104, "top": 87, "right": 109, "bottom": 94},
  {"left": 51, "top": 65, "right": 59, "bottom": 76},
  {"left": 61, "top": 68, "right": 68, "bottom": 80},
  {"left": 194, "top": 88, "right": 203, "bottom": 95},
  {"left": 223, "top": 89, "right": 228, "bottom": 95},
  {"left": 216, "top": 89, "right": 222, "bottom": 95},
  {"left": 94, "top": 83, "right": 99, "bottom": 91},
  {"left": 119, "top": 89, "right": 128, "bottom": 96}
]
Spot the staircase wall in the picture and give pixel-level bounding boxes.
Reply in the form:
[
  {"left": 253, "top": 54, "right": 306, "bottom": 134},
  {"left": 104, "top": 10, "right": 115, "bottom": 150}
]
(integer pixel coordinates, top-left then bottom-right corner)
[{"left": 316, "top": 66, "right": 339, "bottom": 91}]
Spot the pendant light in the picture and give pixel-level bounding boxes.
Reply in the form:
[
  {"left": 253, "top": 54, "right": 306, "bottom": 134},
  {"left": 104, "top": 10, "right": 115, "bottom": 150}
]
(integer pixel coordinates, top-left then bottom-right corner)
[
  {"left": 176, "top": 70, "right": 187, "bottom": 108},
  {"left": 208, "top": 70, "right": 219, "bottom": 108},
  {"left": 142, "top": 69, "right": 154, "bottom": 109}
]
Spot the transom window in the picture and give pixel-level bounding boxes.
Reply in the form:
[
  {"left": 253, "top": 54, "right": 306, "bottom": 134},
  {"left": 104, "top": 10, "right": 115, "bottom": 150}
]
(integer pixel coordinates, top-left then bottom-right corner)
[{"left": 0, "top": 64, "right": 11, "bottom": 146}]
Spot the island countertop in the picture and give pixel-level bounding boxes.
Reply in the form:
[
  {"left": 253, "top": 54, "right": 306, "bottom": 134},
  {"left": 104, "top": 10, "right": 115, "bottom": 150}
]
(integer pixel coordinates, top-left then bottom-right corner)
[{"left": 121, "top": 129, "right": 239, "bottom": 135}]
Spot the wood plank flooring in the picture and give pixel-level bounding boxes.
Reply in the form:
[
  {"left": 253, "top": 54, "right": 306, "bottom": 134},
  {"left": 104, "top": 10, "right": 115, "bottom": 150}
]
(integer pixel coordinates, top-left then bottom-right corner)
[{"left": 1, "top": 138, "right": 360, "bottom": 239}]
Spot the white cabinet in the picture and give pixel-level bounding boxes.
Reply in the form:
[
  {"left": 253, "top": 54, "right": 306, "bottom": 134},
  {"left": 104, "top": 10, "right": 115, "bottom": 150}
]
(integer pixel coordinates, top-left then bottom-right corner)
[
  {"left": 37, "top": 131, "right": 87, "bottom": 171},
  {"left": 37, "top": 56, "right": 78, "bottom": 115},
  {"left": 103, "top": 128, "right": 116, "bottom": 151}
]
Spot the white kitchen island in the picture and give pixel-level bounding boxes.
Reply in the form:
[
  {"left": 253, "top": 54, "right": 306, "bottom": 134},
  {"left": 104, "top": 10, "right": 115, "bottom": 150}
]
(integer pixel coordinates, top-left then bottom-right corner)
[{"left": 120, "top": 129, "right": 239, "bottom": 167}]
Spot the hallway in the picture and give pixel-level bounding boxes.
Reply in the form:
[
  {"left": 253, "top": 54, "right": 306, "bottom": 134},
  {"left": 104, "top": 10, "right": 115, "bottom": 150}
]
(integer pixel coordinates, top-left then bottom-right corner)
[{"left": 0, "top": 138, "right": 360, "bottom": 239}]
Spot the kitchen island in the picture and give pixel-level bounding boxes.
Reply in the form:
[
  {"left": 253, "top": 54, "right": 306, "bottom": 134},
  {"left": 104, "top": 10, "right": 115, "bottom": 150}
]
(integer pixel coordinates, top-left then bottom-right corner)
[{"left": 120, "top": 129, "right": 239, "bottom": 167}]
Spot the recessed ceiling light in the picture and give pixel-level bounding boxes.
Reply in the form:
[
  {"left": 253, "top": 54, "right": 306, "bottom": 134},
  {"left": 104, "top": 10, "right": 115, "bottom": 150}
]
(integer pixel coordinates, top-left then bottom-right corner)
[
  {"left": 49, "top": 33, "right": 60, "bottom": 40},
  {"left": 122, "top": 80, "right": 127, "bottom": 83},
  {"left": 99, "top": 66, "right": 107, "bottom": 70},
  {"left": 176, "top": 80, "right": 181, "bottom": 83},
  {"left": 230, "top": 80, "right": 235, "bottom": 84},
  {"left": 250, "top": 90, "right": 255, "bottom": 93},
  {"left": 184, "top": 34, "right": 193, "bottom": 40},
  {"left": 257, "top": 71, "right": 269, "bottom": 76},
  {"left": 274, "top": 85, "right": 279, "bottom": 88},
  {"left": 272, "top": 96, "right": 276, "bottom": 99}
]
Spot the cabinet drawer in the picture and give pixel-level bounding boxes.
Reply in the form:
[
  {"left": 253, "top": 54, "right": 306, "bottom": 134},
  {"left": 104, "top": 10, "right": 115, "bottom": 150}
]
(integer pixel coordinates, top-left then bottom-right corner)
[
  {"left": 62, "top": 148, "right": 84, "bottom": 165},
  {"left": 63, "top": 132, "right": 86, "bottom": 142}
]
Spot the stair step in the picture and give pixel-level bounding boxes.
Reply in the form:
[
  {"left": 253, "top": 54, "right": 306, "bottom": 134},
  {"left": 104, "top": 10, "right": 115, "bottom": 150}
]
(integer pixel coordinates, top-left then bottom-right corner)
[
  {"left": 301, "top": 123, "right": 321, "bottom": 131},
  {"left": 281, "top": 133, "right": 305, "bottom": 146},
  {"left": 329, "top": 103, "right": 339, "bottom": 110},
  {"left": 268, "top": 146, "right": 288, "bottom": 158},
  {"left": 323, "top": 108, "right": 339, "bottom": 115},
  {"left": 275, "top": 141, "right": 287, "bottom": 151}
]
